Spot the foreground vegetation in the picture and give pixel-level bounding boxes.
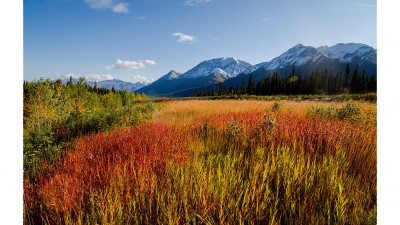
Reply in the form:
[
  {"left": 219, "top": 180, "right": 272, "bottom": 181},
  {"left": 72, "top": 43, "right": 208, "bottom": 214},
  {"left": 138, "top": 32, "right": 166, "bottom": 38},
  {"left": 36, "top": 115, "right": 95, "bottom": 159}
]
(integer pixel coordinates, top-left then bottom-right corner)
[
  {"left": 24, "top": 81, "right": 376, "bottom": 224},
  {"left": 23, "top": 78, "right": 154, "bottom": 178}
]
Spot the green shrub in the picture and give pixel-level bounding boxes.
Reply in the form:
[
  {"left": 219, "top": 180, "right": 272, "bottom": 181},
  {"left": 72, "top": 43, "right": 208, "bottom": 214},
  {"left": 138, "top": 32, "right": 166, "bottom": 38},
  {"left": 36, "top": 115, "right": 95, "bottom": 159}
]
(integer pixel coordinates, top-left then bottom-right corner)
[
  {"left": 336, "top": 100, "right": 361, "bottom": 123},
  {"left": 306, "top": 100, "right": 376, "bottom": 125},
  {"left": 307, "top": 105, "right": 335, "bottom": 119},
  {"left": 23, "top": 78, "right": 157, "bottom": 179},
  {"left": 271, "top": 100, "right": 283, "bottom": 112}
]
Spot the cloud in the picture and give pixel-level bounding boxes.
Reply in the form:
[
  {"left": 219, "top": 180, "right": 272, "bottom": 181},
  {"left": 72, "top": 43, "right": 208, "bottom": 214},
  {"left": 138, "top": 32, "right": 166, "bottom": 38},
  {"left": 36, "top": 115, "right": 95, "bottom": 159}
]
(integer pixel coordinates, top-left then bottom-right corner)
[
  {"left": 84, "top": 0, "right": 129, "bottom": 13},
  {"left": 172, "top": 33, "right": 197, "bottom": 43},
  {"left": 261, "top": 15, "right": 268, "bottom": 22},
  {"left": 104, "top": 59, "right": 156, "bottom": 71},
  {"left": 59, "top": 73, "right": 114, "bottom": 82},
  {"left": 113, "top": 3, "right": 129, "bottom": 13},
  {"left": 144, "top": 60, "right": 156, "bottom": 65},
  {"left": 133, "top": 75, "right": 154, "bottom": 84},
  {"left": 136, "top": 16, "right": 146, "bottom": 21},
  {"left": 84, "top": 0, "right": 113, "bottom": 9},
  {"left": 184, "top": 0, "right": 212, "bottom": 6}
]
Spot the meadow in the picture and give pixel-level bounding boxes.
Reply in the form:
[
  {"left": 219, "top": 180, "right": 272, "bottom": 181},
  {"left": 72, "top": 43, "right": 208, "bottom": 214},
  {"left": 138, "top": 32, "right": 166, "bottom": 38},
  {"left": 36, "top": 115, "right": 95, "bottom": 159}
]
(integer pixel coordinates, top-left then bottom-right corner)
[{"left": 24, "top": 83, "right": 376, "bottom": 224}]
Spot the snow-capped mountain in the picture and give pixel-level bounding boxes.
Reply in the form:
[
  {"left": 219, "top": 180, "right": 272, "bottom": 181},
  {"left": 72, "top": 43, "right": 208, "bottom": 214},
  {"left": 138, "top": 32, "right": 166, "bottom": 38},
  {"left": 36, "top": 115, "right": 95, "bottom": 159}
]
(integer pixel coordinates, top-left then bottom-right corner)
[
  {"left": 158, "top": 70, "right": 183, "bottom": 80},
  {"left": 138, "top": 43, "right": 376, "bottom": 97},
  {"left": 179, "top": 43, "right": 377, "bottom": 97},
  {"left": 248, "top": 43, "right": 376, "bottom": 78},
  {"left": 136, "top": 57, "right": 254, "bottom": 96},
  {"left": 316, "top": 43, "right": 376, "bottom": 63},
  {"left": 181, "top": 57, "right": 253, "bottom": 79},
  {"left": 257, "top": 44, "right": 327, "bottom": 71}
]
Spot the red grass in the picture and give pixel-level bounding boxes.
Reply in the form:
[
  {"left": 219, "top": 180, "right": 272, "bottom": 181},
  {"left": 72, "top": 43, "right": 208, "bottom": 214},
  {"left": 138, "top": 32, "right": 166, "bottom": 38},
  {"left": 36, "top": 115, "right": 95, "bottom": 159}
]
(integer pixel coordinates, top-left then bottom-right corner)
[
  {"left": 191, "top": 111, "right": 376, "bottom": 156},
  {"left": 24, "top": 123, "right": 190, "bottom": 217}
]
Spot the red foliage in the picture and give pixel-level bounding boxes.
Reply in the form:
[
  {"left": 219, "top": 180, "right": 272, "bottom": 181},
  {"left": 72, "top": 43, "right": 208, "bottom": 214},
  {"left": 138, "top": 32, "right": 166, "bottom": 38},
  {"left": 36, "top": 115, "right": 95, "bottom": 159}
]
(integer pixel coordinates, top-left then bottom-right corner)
[
  {"left": 191, "top": 111, "right": 376, "bottom": 156},
  {"left": 25, "top": 122, "right": 190, "bottom": 216}
]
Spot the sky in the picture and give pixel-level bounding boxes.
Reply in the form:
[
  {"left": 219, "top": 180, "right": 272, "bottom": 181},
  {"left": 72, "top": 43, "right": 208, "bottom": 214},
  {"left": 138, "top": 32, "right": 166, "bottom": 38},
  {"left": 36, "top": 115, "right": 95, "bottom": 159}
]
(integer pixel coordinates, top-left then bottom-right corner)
[{"left": 24, "top": 0, "right": 377, "bottom": 83}]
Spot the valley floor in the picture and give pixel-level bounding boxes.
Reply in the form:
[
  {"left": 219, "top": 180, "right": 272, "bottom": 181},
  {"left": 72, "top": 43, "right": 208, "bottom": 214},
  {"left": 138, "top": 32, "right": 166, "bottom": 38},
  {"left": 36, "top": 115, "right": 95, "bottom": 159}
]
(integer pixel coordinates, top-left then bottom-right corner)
[{"left": 24, "top": 99, "right": 377, "bottom": 224}]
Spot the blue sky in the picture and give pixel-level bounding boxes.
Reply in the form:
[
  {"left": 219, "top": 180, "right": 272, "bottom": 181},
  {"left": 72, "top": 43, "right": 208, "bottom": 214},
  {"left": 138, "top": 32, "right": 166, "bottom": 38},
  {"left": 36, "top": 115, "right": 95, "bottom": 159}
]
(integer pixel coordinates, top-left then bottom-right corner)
[{"left": 24, "top": 0, "right": 377, "bottom": 83}]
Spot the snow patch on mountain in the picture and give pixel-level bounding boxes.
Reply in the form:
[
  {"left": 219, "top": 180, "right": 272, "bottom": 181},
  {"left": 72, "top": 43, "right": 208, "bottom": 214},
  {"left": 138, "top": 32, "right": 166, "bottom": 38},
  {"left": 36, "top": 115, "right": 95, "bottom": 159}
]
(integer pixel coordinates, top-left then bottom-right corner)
[
  {"left": 260, "top": 44, "right": 325, "bottom": 71},
  {"left": 209, "top": 68, "right": 230, "bottom": 79},
  {"left": 317, "top": 43, "right": 375, "bottom": 62},
  {"left": 159, "top": 70, "right": 183, "bottom": 80},
  {"left": 181, "top": 57, "right": 253, "bottom": 79}
]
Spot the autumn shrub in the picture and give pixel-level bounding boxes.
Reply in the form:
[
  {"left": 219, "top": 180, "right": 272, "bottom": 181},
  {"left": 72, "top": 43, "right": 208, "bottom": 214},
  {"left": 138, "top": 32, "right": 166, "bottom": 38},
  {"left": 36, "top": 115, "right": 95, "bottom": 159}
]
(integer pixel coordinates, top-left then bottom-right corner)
[{"left": 23, "top": 78, "right": 155, "bottom": 179}]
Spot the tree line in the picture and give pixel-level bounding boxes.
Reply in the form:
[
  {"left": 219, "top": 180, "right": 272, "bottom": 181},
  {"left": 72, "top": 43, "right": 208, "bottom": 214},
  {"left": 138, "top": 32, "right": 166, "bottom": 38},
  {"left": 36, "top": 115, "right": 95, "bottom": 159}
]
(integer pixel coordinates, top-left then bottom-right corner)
[{"left": 193, "top": 64, "right": 377, "bottom": 97}]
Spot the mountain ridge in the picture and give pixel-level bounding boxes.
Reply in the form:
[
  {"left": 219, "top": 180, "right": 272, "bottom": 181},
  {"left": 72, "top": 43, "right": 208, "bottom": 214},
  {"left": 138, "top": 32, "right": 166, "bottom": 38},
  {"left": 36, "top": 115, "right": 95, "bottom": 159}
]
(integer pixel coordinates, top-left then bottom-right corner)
[{"left": 137, "top": 43, "right": 376, "bottom": 97}]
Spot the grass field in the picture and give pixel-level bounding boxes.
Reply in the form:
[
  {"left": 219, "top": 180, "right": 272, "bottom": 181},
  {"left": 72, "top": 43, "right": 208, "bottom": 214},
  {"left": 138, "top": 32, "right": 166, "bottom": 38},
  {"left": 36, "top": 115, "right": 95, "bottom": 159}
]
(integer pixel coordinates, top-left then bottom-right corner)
[{"left": 24, "top": 99, "right": 377, "bottom": 224}]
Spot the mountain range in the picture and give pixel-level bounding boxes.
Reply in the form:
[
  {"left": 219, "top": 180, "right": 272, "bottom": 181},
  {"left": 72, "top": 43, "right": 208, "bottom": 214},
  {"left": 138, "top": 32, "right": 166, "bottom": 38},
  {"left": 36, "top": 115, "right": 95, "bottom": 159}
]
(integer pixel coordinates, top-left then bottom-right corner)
[
  {"left": 61, "top": 43, "right": 376, "bottom": 96},
  {"left": 137, "top": 43, "right": 377, "bottom": 97},
  {"left": 61, "top": 78, "right": 148, "bottom": 92}
]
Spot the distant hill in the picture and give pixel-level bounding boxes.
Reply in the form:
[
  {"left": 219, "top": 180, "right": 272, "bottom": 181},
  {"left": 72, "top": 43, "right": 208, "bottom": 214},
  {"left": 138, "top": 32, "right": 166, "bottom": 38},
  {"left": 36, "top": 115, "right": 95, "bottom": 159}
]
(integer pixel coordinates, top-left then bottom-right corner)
[{"left": 61, "top": 78, "right": 148, "bottom": 92}]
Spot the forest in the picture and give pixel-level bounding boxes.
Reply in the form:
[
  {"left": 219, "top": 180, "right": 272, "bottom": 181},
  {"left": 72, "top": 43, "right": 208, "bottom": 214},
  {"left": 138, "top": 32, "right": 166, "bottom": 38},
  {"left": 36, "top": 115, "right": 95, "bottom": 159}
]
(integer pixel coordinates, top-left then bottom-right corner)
[{"left": 193, "top": 64, "right": 377, "bottom": 97}]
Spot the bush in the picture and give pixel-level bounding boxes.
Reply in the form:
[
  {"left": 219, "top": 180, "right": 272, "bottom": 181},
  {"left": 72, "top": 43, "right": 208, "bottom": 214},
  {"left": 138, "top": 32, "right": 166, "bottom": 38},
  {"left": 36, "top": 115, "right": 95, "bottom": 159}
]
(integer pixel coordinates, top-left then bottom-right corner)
[
  {"left": 306, "top": 100, "right": 375, "bottom": 125},
  {"left": 271, "top": 100, "right": 283, "bottom": 112},
  {"left": 23, "top": 125, "right": 62, "bottom": 178},
  {"left": 306, "top": 105, "right": 335, "bottom": 119},
  {"left": 336, "top": 100, "right": 361, "bottom": 123},
  {"left": 23, "top": 78, "right": 157, "bottom": 179}
]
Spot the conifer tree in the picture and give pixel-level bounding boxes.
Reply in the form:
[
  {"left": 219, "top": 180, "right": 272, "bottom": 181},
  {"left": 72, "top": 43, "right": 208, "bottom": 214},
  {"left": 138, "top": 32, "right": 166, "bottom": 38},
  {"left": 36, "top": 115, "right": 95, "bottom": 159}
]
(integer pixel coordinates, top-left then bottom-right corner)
[
  {"left": 234, "top": 84, "right": 239, "bottom": 95},
  {"left": 240, "top": 79, "right": 247, "bottom": 95},
  {"left": 351, "top": 64, "right": 359, "bottom": 93},
  {"left": 345, "top": 63, "right": 351, "bottom": 89},
  {"left": 247, "top": 73, "right": 256, "bottom": 95}
]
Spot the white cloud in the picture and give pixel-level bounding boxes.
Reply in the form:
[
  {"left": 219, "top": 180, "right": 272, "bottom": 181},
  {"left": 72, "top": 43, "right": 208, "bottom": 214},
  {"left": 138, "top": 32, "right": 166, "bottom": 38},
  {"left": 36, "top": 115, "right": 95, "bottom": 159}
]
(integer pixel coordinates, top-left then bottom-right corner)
[
  {"left": 144, "top": 60, "right": 156, "bottom": 65},
  {"left": 136, "top": 16, "right": 146, "bottom": 21},
  {"left": 172, "top": 33, "right": 197, "bottom": 43},
  {"left": 113, "top": 3, "right": 129, "bottom": 13},
  {"left": 261, "top": 15, "right": 269, "bottom": 22},
  {"left": 84, "top": 0, "right": 129, "bottom": 13},
  {"left": 184, "top": 0, "right": 212, "bottom": 6},
  {"left": 84, "top": 0, "right": 113, "bottom": 9},
  {"left": 59, "top": 73, "right": 114, "bottom": 82},
  {"left": 133, "top": 75, "right": 154, "bottom": 84},
  {"left": 104, "top": 59, "right": 156, "bottom": 71}
]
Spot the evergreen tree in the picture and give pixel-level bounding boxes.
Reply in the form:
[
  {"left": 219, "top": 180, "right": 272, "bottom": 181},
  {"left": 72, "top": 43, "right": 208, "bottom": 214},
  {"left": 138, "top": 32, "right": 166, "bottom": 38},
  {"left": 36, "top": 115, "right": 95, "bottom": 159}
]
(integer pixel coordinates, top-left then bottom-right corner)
[
  {"left": 255, "top": 80, "right": 261, "bottom": 95},
  {"left": 361, "top": 69, "right": 367, "bottom": 93},
  {"left": 234, "top": 84, "right": 240, "bottom": 95},
  {"left": 247, "top": 73, "right": 256, "bottom": 95},
  {"left": 351, "top": 64, "right": 359, "bottom": 93},
  {"left": 345, "top": 63, "right": 351, "bottom": 90},
  {"left": 240, "top": 79, "right": 247, "bottom": 95}
]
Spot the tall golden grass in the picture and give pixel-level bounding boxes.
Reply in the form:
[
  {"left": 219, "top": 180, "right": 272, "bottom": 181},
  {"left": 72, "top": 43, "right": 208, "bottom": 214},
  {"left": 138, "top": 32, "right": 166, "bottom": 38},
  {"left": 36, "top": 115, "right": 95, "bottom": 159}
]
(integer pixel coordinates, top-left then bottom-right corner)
[{"left": 153, "top": 100, "right": 375, "bottom": 125}]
